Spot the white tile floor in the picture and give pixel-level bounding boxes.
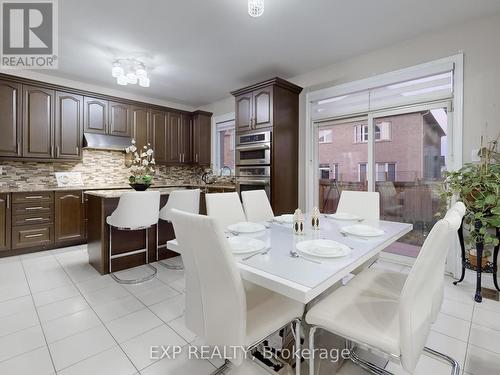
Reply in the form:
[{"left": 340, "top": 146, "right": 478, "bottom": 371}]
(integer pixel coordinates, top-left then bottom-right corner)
[{"left": 0, "top": 245, "right": 498, "bottom": 375}]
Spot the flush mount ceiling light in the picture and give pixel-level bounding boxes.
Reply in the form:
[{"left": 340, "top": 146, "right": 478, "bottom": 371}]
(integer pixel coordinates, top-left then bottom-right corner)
[
  {"left": 248, "top": 0, "right": 264, "bottom": 17},
  {"left": 111, "top": 58, "right": 150, "bottom": 87}
]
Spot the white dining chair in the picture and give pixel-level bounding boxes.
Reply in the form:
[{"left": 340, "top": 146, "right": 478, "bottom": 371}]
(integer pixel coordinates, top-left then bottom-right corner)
[
  {"left": 205, "top": 192, "right": 247, "bottom": 229},
  {"left": 157, "top": 189, "right": 200, "bottom": 270},
  {"left": 306, "top": 204, "right": 463, "bottom": 375},
  {"left": 336, "top": 190, "right": 380, "bottom": 220},
  {"left": 241, "top": 190, "right": 274, "bottom": 222},
  {"left": 346, "top": 201, "right": 466, "bottom": 321},
  {"left": 170, "top": 209, "right": 304, "bottom": 374},
  {"left": 106, "top": 191, "right": 161, "bottom": 284}
]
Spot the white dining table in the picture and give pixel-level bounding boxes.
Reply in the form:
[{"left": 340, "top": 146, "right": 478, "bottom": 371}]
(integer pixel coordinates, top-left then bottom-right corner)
[{"left": 167, "top": 217, "right": 413, "bottom": 304}]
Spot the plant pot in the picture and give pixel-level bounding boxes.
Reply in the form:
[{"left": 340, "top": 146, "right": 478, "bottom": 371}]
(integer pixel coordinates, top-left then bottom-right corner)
[
  {"left": 469, "top": 254, "right": 489, "bottom": 268},
  {"left": 129, "top": 183, "right": 151, "bottom": 191}
]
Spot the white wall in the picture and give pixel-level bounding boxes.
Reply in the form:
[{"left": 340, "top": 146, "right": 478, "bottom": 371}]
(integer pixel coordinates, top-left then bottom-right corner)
[
  {"left": 198, "top": 12, "right": 500, "bottom": 209},
  {"left": 0, "top": 70, "right": 195, "bottom": 112}
]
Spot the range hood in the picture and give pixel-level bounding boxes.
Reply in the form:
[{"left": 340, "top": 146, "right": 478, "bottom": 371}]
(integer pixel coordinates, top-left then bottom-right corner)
[{"left": 83, "top": 133, "right": 131, "bottom": 151}]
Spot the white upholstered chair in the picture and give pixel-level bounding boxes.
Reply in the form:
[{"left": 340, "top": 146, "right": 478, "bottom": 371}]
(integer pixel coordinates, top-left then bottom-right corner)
[
  {"left": 106, "top": 191, "right": 161, "bottom": 284},
  {"left": 157, "top": 189, "right": 200, "bottom": 270},
  {"left": 336, "top": 191, "right": 380, "bottom": 220},
  {"left": 241, "top": 190, "right": 274, "bottom": 222},
  {"left": 306, "top": 203, "right": 464, "bottom": 375},
  {"left": 205, "top": 192, "right": 247, "bottom": 229},
  {"left": 170, "top": 209, "right": 304, "bottom": 374}
]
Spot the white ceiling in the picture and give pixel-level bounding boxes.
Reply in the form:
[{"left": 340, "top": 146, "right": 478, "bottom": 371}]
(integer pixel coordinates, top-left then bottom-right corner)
[{"left": 45, "top": 0, "right": 500, "bottom": 107}]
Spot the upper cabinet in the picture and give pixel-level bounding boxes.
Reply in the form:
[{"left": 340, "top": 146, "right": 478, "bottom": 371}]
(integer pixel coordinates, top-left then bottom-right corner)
[
  {"left": 84, "top": 97, "right": 107, "bottom": 134},
  {"left": 0, "top": 80, "right": 22, "bottom": 157},
  {"left": 55, "top": 92, "right": 83, "bottom": 159},
  {"left": 234, "top": 85, "right": 273, "bottom": 132},
  {"left": 131, "top": 106, "right": 151, "bottom": 148},
  {"left": 167, "top": 112, "right": 182, "bottom": 164},
  {"left": 108, "top": 101, "right": 131, "bottom": 137},
  {"left": 192, "top": 111, "right": 211, "bottom": 165},
  {"left": 152, "top": 110, "right": 167, "bottom": 164},
  {"left": 180, "top": 114, "right": 192, "bottom": 164},
  {"left": 235, "top": 93, "right": 253, "bottom": 132},
  {"left": 22, "top": 85, "right": 55, "bottom": 158}
]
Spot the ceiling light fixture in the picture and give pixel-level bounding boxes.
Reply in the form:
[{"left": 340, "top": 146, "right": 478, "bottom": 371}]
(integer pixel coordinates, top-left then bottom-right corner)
[
  {"left": 248, "top": 0, "right": 264, "bottom": 17},
  {"left": 111, "top": 58, "right": 150, "bottom": 87}
]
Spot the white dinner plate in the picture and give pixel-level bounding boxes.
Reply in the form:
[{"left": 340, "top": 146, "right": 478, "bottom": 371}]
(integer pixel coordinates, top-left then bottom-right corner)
[
  {"left": 328, "top": 212, "right": 361, "bottom": 221},
  {"left": 274, "top": 214, "right": 294, "bottom": 224},
  {"left": 227, "top": 222, "right": 267, "bottom": 234},
  {"left": 228, "top": 237, "right": 267, "bottom": 254},
  {"left": 341, "top": 224, "right": 385, "bottom": 237},
  {"left": 296, "top": 239, "right": 351, "bottom": 258}
]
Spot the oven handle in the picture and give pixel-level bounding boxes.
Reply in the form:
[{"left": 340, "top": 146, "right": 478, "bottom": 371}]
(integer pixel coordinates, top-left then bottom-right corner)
[
  {"left": 236, "top": 144, "right": 270, "bottom": 151},
  {"left": 237, "top": 179, "right": 270, "bottom": 186}
]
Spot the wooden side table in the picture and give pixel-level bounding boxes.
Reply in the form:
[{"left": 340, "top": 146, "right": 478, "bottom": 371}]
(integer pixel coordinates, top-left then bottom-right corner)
[{"left": 453, "top": 219, "right": 499, "bottom": 302}]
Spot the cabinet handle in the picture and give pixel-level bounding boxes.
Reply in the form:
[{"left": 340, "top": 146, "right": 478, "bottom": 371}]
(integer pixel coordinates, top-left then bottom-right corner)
[
  {"left": 56, "top": 146, "right": 60, "bottom": 157},
  {"left": 81, "top": 192, "right": 84, "bottom": 204},
  {"left": 26, "top": 206, "right": 44, "bottom": 210},
  {"left": 76, "top": 146, "right": 79, "bottom": 155},
  {"left": 25, "top": 195, "right": 43, "bottom": 199},
  {"left": 6, "top": 194, "right": 9, "bottom": 209},
  {"left": 25, "top": 233, "right": 44, "bottom": 238},
  {"left": 25, "top": 217, "right": 44, "bottom": 222},
  {"left": 50, "top": 145, "right": 53, "bottom": 157},
  {"left": 17, "top": 142, "right": 20, "bottom": 154}
]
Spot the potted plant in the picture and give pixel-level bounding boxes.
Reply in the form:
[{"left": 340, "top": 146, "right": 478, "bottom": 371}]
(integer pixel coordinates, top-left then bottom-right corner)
[
  {"left": 125, "top": 140, "right": 156, "bottom": 191},
  {"left": 440, "top": 135, "right": 500, "bottom": 254}
]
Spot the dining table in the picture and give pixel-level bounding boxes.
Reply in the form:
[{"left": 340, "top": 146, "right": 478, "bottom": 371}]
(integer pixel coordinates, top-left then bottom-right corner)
[{"left": 167, "top": 215, "right": 413, "bottom": 304}]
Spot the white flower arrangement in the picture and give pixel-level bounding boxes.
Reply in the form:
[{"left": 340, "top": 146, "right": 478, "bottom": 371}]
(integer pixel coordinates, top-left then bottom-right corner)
[{"left": 125, "top": 139, "right": 156, "bottom": 185}]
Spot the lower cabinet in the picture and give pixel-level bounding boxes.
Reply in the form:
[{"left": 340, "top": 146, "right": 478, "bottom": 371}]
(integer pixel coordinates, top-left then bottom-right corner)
[
  {"left": 12, "top": 225, "right": 53, "bottom": 249},
  {"left": 55, "top": 191, "right": 86, "bottom": 244},
  {"left": 0, "top": 194, "right": 11, "bottom": 252}
]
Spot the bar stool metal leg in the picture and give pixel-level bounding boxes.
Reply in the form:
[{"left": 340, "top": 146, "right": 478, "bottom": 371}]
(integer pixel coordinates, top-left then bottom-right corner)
[
  {"left": 157, "top": 219, "right": 184, "bottom": 270},
  {"left": 109, "top": 224, "right": 157, "bottom": 284}
]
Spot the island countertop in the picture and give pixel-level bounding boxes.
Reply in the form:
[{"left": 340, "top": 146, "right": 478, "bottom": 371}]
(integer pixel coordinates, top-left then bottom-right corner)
[{"left": 84, "top": 187, "right": 184, "bottom": 198}]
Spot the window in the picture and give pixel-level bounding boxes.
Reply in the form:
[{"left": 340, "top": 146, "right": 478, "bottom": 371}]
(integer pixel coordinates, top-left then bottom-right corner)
[
  {"left": 359, "top": 163, "right": 367, "bottom": 182},
  {"left": 354, "top": 122, "right": 391, "bottom": 143},
  {"left": 319, "top": 163, "right": 330, "bottom": 179},
  {"left": 376, "top": 162, "right": 396, "bottom": 181},
  {"left": 331, "top": 163, "right": 339, "bottom": 180},
  {"left": 215, "top": 119, "right": 235, "bottom": 172},
  {"left": 318, "top": 129, "right": 333, "bottom": 143}
]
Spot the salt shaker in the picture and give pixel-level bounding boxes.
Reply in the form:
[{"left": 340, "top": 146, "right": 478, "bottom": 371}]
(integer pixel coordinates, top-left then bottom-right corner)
[
  {"left": 293, "top": 208, "right": 304, "bottom": 235},
  {"left": 311, "top": 207, "right": 320, "bottom": 230}
]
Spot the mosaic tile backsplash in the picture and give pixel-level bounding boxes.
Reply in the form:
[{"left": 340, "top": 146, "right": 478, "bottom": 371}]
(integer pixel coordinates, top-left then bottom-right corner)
[{"left": 0, "top": 149, "right": 209, "bottom": 190}]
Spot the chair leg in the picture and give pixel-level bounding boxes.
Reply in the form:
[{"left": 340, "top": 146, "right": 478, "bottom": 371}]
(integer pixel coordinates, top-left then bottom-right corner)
[
  {"left": 424, "top": 347, "right": 460, "bottom": 375},
  {"left": 293, "top": 319, "right": 301, "bottom": 375},
  {"left": 158, "top": 257, "right": 184, "bottom": 270},
  {"left": 348, "top": 345, "right": 393, "bottom": 375},
  {"left": 209, "top": 359, "right": 231, "bottom": 375},
  {"left": 308, "top": 326, "right": 317, "bottom": 375}
]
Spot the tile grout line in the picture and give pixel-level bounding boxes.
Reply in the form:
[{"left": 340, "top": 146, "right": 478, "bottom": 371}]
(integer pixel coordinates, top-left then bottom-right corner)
[
  {"left": 18, "top": 256, "right": 58, "bottom": 374},
  {"left": 52, "top": 251, "right": 142, "bottom": 374}
]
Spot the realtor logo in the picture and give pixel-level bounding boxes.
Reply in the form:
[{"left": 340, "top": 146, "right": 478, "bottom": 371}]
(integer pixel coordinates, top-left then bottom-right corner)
[{"left": 1, "top": 0, "right": 58, "bottom": 69}]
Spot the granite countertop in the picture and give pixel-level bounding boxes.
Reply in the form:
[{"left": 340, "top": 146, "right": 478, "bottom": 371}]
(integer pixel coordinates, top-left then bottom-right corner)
[
  {"left": 84, "top": 187, "right": 184, "bottom": 198},
  {"left": 0, "top": 182, "right": 236, "bottom": 193}
]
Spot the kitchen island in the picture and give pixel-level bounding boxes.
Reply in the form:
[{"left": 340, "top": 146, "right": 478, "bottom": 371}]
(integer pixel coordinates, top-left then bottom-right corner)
[{"left": 85, "top": 188, "right": 181, "bottom": 275}]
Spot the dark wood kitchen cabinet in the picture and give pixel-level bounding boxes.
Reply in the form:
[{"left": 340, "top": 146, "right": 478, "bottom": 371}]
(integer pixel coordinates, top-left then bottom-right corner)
[
  {"left": 0, "top": 194, "right": 11, "bottom": 252},
  {"left": 167, "top": 112, "right": 181, "bottom": 164},
  {"left": 109, "top": 101, "right": 131, "bottom": 137},
  {"left": 55, "top": 91, "right": 83, "bottom": 159},
  {"left": 192, "top": 111, "right": 211, "bottom": 165},
  {"left": 131, "top": 106, "right": 151, "bottom": 148},
  {"left": 180, "top": 114, "right": 192, "bottom": 164},
  {"left": 0, "top": 80, "right": 22, "bottom": 157},
  {"left": 235, "top": 93, "right": 253, "bottom": 132},
  {"left": 84, "top": 97, "right": 108, "bottom": 134},
  {"left": 234, "top": 86, "right": 272, "bottom": 132},
  {"left": 22, "top": 85, "right": 55, "bottom": 158},
  {"left": 152, "top": 110, "right": 167, "bottom": 163},
  {"left": 55, "top": 191, "right": 86, "bottom": 245}
]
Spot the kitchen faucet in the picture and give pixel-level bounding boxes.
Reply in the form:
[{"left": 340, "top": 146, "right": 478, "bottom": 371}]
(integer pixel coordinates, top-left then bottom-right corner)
[{"left": 220, "top": 165, "right": 233, "bottom": 177}]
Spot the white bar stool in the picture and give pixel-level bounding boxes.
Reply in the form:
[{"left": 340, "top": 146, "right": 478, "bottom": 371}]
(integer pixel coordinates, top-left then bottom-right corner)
[
  {"left": 157, "top": 189, "right": 200, "bottom": 270},
  {"left": 107, "top": 191, "right": 161, "bottom": 284}
]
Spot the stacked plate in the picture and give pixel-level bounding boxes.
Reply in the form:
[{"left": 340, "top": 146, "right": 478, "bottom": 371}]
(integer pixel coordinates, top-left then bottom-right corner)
[
  {"left": 341, "top": 224, "right": 385, "bottom": 237},
  {"left": 296, "top": 239, "right": 351, "bottom": 258},
  {"left": 228, "top": 237, "right": 267, "bottom": 254}
]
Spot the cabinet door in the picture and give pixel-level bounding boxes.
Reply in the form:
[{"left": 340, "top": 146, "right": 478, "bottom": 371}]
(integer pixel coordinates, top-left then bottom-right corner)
[
  {"left": 84, "top": 97, "right": 108, "bottom": 134},
  {"left": 0, "top": 80, "right": 21, "bottom": 157},
  {"left": 193, "top": 113, "right": 211, "bottom": 165},
  {"left": 152, "top": 110, "right": 167, "bottom": 164},
  {"left": 0, "top": 194, "right": 11, "bottom": 252},
  {"left": 235, "top": 93, "right": 252, "bottom": 132},
  {"left": 109, "top": 101, "right": 131, "bottom": 137},
  {"left": 131, "top": 106, "right": 151, "bottom": 149},
  {"left": 253, "top": 86, "right": 273, "bottom": 129},
  {"left": 54, "top": 191, "right": 85, "bottom": 244},
  {"left": 180, "top": 114, "right": 192, "bottom": 164},
  {"left": 55, "top": 91, "right": 83, "bottom": 159},
  {"left": 22, "top": 85, "right": 55, "bottom": 158},
  {"left": 167, "top": 112, "right": 181, "bottom": 164}
]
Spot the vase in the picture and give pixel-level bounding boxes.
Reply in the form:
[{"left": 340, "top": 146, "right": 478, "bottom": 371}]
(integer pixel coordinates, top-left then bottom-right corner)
[{"left": 129, "top": 183, "right": 151, "bottom": 191}]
